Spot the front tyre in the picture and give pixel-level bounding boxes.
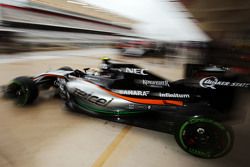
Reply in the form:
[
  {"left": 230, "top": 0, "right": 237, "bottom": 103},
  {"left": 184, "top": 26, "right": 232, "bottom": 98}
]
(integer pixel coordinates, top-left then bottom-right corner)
[
  {"left": 175, "top": 117, "right": 233, "bottom": 158},
  {"left": 5, "top": 76, "right": 38, "bottom": 105}
]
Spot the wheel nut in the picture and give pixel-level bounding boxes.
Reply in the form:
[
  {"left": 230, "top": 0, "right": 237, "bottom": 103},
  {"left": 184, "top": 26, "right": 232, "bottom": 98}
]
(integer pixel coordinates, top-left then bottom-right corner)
[{"left": 197, "top": 128, "right": 205, "bottom": 134}]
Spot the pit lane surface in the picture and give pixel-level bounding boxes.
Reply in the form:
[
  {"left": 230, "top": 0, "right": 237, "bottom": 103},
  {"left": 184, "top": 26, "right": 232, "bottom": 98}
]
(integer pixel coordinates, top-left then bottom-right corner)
[{"left": 0, "top": 48, "right": 249, "bottom": 167}]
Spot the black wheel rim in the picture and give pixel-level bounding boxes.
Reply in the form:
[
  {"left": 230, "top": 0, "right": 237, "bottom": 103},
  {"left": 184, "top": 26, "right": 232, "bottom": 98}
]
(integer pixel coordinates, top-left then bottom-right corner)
[
  {"left": 7, "top": 82, "right": 29, "bottom": 105},
  {"left": 178, "top": 118, "right": 232, "bottom": 158}
]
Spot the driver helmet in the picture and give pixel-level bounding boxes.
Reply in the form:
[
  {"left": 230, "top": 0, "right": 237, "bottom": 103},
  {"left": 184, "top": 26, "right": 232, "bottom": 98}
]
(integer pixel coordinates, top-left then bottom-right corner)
[{"left": 100, "top": 57, "right": 111, "bottom": 70}]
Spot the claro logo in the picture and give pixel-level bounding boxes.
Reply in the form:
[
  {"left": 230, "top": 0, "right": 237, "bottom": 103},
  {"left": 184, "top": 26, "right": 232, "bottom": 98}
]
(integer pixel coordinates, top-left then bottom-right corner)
[{"left": 74, "top": 89, "right": 113, "bottom": 106}]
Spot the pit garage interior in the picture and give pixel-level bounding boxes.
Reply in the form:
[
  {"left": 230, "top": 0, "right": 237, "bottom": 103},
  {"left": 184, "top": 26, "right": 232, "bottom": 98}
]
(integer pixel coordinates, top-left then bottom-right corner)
[{"left": 0, "top": 1, "right": 250, "bottom": 167}]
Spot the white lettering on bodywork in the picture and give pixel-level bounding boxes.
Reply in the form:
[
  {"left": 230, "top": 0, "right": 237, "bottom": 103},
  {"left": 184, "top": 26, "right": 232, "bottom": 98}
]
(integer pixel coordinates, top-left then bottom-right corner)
[{"left": 113, "top": 89, "right": 150, "bottom": 96}]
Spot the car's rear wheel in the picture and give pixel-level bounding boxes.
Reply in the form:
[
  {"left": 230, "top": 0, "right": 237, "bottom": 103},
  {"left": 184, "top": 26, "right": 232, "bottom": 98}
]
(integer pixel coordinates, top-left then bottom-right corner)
[
  {"left": 175, "top": 117, "right": 233, "bottom": 158},
  {"left": 5, "top": 76, "right": 38, "bottom": 105}
]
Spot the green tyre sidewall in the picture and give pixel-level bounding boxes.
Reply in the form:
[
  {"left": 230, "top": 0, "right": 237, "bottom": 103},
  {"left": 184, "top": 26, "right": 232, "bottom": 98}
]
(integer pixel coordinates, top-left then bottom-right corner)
[{"left": 175, "top": 117, "right": 233, "bottom": 159}]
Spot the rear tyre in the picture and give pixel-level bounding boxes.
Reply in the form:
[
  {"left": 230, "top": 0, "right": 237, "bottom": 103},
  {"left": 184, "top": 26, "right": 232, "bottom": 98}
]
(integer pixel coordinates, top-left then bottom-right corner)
[
  {"left": 175, "top": 117, "right": 233, "bottom": 158},
  {"left": 5, "top": 76, "right": 38, "bottom": 105}
]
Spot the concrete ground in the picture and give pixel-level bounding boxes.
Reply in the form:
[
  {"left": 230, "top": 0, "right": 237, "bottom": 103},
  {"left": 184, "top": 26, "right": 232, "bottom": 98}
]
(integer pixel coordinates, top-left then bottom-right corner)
[{"left": 0, "top": 48, "right": 249, "bottom": 167}]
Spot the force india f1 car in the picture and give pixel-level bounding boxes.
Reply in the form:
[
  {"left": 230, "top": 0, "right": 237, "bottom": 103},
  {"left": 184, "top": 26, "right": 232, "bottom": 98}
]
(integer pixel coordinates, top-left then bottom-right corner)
[{"left": 2, "top": 58, "right": 250, "bottom": 158}]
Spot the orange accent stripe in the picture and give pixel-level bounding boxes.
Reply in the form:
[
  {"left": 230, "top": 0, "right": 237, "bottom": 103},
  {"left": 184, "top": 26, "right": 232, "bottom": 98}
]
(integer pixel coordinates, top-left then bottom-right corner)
[
  {"left": 98, "top": 86, "right": 183, "bottom": 106},
  {"left": 164, "top": 100, "right": 183, "bottom": 106}
]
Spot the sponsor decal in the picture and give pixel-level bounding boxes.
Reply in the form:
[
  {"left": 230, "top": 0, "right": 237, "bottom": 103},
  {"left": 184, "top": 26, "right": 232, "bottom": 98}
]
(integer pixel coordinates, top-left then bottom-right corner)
[
  {"left": 124, "top": 68, "right": 147, "bottom": 75},
  {"left": 200, "top": 76, "right": 221, "bottom": 89},
  {"left": 137, "top": 80, "right": 170, "bottom": 88},
  {"left": 112, "top": 68, "right": 148, "bottom": 75},
  {"left": 159, "top": 93, "right": 190, "bottom": 98},
  {"left": 100, "top": 63, "right": 109, "bottom": 70},
  {"left": 230, "top": 82, "right": 250, "bottom": 87},
  {"left": 200, "top": 76, "right": 250, "bottom": 89},
  {"left": 128, "top": 104, "right": 135, "bottom": 109},
  {"left": 128, "top": 104, "right": 151, "bottom": 110},
  {"left": 74, "top": 89, "right": 113, "bottom": 106},
  {"left": 113, "top": 89, "right": 150, "bottom": 96}
]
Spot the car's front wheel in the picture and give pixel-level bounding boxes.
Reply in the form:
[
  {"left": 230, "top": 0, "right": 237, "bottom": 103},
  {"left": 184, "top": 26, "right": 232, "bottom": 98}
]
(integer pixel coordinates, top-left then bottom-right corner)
[
  {"left": 175, "top": 117, "right": 233, "bottom": 158},
  {"left": 5, "top": 76, "right": 38, "bottom": 105}
]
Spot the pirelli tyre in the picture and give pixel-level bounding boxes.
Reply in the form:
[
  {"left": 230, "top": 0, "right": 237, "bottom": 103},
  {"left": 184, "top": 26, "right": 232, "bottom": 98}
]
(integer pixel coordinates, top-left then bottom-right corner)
[
  {"left": 175, "top": 117, "right": 233, "bottom": 158},
  {"left": 5, "top": 76, "right": 38, "bottom": 105}
]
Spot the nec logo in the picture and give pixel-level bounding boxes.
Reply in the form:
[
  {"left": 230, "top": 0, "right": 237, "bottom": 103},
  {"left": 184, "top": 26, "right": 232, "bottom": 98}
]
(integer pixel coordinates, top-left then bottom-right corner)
[{"left": 124, "top": 68, "right": 148, "bottom": 75}]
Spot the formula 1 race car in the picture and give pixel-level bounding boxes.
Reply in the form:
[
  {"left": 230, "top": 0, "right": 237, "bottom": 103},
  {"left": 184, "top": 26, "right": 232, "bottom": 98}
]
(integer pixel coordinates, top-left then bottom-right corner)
[{"left": 2, "top": 58, "right": 250, "bottom": 158}]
